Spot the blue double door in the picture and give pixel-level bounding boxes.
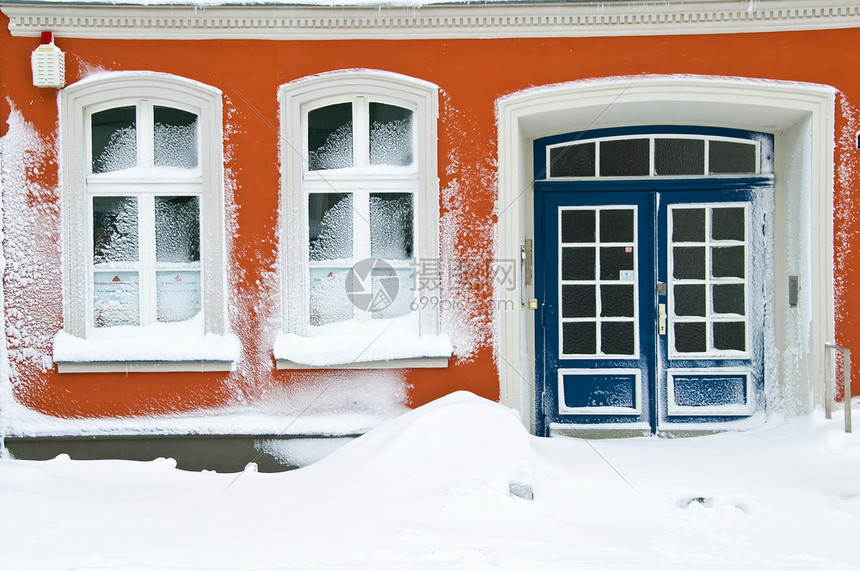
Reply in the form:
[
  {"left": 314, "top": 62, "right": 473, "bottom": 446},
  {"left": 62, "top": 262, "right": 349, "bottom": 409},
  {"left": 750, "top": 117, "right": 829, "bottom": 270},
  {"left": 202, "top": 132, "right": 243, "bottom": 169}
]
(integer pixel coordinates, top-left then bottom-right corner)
[{"left": 535, "top": 182, "right": 768, "bottom": 435}]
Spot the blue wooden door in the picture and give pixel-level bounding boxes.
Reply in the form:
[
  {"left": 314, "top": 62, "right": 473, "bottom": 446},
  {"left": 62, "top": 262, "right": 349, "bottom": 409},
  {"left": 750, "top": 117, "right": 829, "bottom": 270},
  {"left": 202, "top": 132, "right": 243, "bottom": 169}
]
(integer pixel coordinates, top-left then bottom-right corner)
[{"left": 535, "top": 184, "right": 768, "bottom": 435}]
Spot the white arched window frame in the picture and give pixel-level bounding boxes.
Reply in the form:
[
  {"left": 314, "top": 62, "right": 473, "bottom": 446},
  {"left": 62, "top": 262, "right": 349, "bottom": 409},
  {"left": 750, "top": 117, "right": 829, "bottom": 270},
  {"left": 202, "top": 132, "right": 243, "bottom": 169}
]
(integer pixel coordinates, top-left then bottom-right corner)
[
  {"left": 276, "top": 70, "right": 448, "bottom": 369},
  {"left": 55, "top": 72, "right": 237, "bottom": 372}
]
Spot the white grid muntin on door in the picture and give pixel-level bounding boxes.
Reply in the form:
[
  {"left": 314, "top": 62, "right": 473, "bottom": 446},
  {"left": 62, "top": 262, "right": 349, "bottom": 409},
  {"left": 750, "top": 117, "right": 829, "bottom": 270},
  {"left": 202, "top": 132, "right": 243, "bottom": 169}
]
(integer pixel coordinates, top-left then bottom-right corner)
[{"left": 557, "top": 205, "right": 639, "bottom": 359}]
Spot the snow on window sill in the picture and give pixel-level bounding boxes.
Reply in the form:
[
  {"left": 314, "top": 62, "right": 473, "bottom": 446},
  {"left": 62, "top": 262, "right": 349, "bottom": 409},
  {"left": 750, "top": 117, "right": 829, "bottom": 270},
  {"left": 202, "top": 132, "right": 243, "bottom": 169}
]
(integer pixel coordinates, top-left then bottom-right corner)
[
  {"left": 273, "top": 313, "right": 452, "bottom": 369},
  {"left": 52, "top": 315, "right": 240, "bottom": 373}
]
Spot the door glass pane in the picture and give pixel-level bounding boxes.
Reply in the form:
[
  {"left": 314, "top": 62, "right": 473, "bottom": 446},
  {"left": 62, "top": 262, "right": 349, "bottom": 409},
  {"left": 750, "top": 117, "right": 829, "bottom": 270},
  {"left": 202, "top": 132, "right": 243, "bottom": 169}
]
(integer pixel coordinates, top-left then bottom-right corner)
[
  {"left": 709, "top": 140, "right": 757, "bottom": 174},
  {"left": 563, "top": 322, "right": 597, "bottom": 355},
  {"left": 713, "top": 284, "right": 745, "bottom": 315},
  {"left": 672, "top": 208, "right": 705, "bottom": 242},
  {"left": 156, "top": 270, "right": 201, "bottom": 322},
  {"left": 550, "top": 143, "right": 595, "bottom": 178},
  {"left": 92, "top": 107, "right": 137, "bottom": 174},
  {"left": 308, "top": 103, "right": 353, "bottom": 170},
  {"left": 561, "top": 210, "right": 595, "bottom": 243},
  {"left": 673, "top": 247, "right": 705, "bottom": 280},
  {"left": 93, "top": 197, "right": 138, "bottom": 264},
  {"left": 309, "top": 193, "right": 353, "bottom": 261},
  {"left": 712, "top": 246, "right": 745, "bottom": 278},
  {"left": 93, "top": 271, "right": 139, "bottom": 327},
  {"left": 654, "top": 139, "right": 704, "bottom": 176},
  {"left": 370, "top": 193, "right": 413, "bottom": 259},
  {"left": 369, "top": 103, "right": 413, "bottom": 167},
  {"left": 154, "top": 107, "right": 198, "bottom": 169},
  {"left": 600, "top": 285, "right": 634, "bottom": 317},
  {"left": 309, "top": 268, "right": 352, "bottom": 326},
  {"left": 599, "top": 209, "right": 634, "bottom": 242},
  {"left": 563, "top": 285, "right": 595, "bottom": 318},
  {"left": 601, "top": 322, "right": 635, "bottom": 355},
  {"left": 713, "top": 321, "right": 746, "bottom": 351},
  {"left": 599, "top": 139, "right": 649, "bottom": 177},
  {"left": 562, "top": 247, "right": 595, "bottom": 281},
  {"left": 155, "top": 196, "right": 200, "bottom": 263},
  {"left": 674, "top": 322, "right": 706, "bottom": 353},
  {"left": 600, "top": 247, "right": 635, "bottom": 280},
  {"left": 674, "top": 284, "right": 706, "bottom": 317},
  {"left": 712, "top": 207, "right": 745, "bottom": 241}
]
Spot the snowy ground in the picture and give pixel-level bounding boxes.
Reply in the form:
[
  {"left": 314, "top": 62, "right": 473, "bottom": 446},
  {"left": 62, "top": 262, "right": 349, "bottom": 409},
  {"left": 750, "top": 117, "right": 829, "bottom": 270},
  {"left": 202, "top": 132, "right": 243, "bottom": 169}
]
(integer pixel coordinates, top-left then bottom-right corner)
[{"left": 1, "top": 391, "right": 859, "bottom": 570}]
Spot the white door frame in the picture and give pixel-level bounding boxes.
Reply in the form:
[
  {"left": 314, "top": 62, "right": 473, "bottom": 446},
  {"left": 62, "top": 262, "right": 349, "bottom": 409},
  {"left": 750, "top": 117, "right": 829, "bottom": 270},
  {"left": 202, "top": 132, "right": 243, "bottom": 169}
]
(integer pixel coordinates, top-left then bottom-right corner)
[{"left": 496, "top": 75, "right": 835, "bottom": 432}]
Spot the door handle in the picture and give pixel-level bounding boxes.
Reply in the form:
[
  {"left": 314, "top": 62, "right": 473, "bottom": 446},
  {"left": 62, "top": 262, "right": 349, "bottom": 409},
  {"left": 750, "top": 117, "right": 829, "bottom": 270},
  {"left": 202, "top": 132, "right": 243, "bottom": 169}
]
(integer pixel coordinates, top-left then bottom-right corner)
[{"left": 658, "top": 303, "right": 667, "bottom": 335}]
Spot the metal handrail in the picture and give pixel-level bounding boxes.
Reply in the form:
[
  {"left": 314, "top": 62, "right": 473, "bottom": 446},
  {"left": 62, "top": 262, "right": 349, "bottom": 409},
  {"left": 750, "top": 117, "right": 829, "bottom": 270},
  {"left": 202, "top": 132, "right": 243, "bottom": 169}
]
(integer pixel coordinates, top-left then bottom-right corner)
[{"left": 824, "top": 343, "right": 852, "bottom": 433}]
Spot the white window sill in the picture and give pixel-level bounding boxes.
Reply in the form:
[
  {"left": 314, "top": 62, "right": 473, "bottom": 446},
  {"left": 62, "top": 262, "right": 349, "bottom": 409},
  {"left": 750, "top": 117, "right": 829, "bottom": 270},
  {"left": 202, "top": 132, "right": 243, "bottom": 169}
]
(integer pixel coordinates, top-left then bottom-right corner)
[
  {"left": 53, "top": 318, "right": 241, "bottom": 374},
  {"left": 273, "top": 314, "right": 452, "bottom": 370}
]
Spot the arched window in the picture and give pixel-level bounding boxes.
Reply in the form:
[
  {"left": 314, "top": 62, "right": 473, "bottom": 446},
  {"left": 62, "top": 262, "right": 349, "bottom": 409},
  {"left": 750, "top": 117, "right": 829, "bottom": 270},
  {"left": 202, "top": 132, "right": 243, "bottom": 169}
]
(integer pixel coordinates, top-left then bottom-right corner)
[
  {"left": 277, "top": 70, "right": 447, "bottom": 368},
  {"left": 55, "top": 73, "right": 236, "bottom": 372}
]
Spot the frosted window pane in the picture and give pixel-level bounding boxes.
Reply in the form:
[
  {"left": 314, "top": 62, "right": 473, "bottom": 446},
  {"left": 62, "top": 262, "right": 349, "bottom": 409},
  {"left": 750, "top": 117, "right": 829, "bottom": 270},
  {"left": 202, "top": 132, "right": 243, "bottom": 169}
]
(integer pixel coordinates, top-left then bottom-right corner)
[
  {"left": 599, "top": 139, "right": 649, "bottom": 177},
  {"left": 712, "top": 207, "right": 745, "bottom": 241},
  {"left": 369, "top": 103, "right": 413, "bottom": 166},
  {"left": 562, "top": 247, "right": 595, "bottom": 281},
  {"left": 309, "top": 268, "right": 353, "bottom": 326},
  {"left": 674, "top": 284, "right": 706, "bottom": 317},
  {"left": 308, "top": 103, "right": 353, "bottom": 170},
  {"left": 599, "top": 247, "right": 634, "bottom": 280},
  {"left": 600, "top": 284, "right": 634, "bottom": 317},
  {"left": 550, "top": 143, "right": 595, "bottom": 177},
  {"left": 673, "top": 247, "right": 705, "bottom": 280},
  {"left": 562, "top": 210, "right": 595, "bottom": 243},
  {"left": 563, "top": 285, "right": 595, "bottom": 318},
  {"left": 674, "top": 322, "right": 706, "bottom": 353},
  {"left": 156, "top": 196, "right": 200, "bottom": 263},
  {"left": 370, "top": 193, "right": 413, "bottom": 259},
  {"left": 713, "top": 284, "right": 745, "bottom": 315},
  {"left": 92, "top": 107, "right": 136, "bottom": 174},
  {"left": 563, "top": 322, "right": 596, "bottom": 355},
  {"left": 714, "top": 322, "right": 746, "bottom": 351},
  {"left": 156, "top": 271, "right": 201, "bottom": 322},
  {"left": 93, "top": 197, "right": 139, "bottom": 264},
  {"left": 599, "top": 209, "right": 634, "bottom": 242},
  {"left": 309, "top": 194, "right": 353, "bottom": 261},
  {"left": 93, "top": 271, "right": 139, "bottom": 327},
  {"left": 601, "top": 322, "right": 635, "bottom": 355},
  {"left": 712, "top": 246, "right": 745, "bottom": 279},
  {"left": 154, "top": 107, "right": 198, "bottom": 169},
  {"left": 654, "top": 139, "right": 704, "bottom": 176},
  {"left": 709, "top": 140, "right": 757, "bottom": 174},
  {"left": 372, "top": 268, "right": 414, "bottom": 319},
  {"left": 673, "top": 208, "right": 705, "bottom": 242}
]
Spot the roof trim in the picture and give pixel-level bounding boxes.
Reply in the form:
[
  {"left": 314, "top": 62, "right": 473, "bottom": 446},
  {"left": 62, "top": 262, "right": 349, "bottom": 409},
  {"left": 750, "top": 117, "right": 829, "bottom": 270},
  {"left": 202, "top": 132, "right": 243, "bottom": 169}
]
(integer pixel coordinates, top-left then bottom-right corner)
[{"left": 2, "top": 1, "right": 860, "bottom": 40}]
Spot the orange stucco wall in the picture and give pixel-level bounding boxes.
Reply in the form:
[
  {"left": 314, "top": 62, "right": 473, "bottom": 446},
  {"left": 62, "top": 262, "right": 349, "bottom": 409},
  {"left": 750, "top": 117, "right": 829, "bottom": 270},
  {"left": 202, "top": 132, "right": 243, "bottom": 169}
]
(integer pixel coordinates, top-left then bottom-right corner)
[{"left": 2, "top": 15, "right": 860, "bottom": 418}]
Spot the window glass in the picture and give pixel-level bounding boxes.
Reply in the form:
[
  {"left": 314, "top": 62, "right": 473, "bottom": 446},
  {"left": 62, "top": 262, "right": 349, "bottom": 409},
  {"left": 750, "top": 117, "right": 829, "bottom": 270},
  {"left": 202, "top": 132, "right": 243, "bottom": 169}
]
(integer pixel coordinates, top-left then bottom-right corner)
[
  {"left": 93, "top": 196, "right": 139, "bottom": 264},
  {"left": 309, "top": 268, "right": 352, "bottom": 326},
  {"left": 550, "top": 143, "right": 595, "bottom": 177},
  {"left": 308, "top": 103, "right": 353, "bottom": 170},
  {"left": 154, "top": 107, "right": 199, "bottom": 169},
  {"left": 709, "top": 140, "right": 757, "bottom": 174},
  {"left": 655, "top": 138, "right": 704, "bottom": 176},
  {"left": 369, "top": 103, "right": 413, "bottom": 166},
  {"left": 370, "top": 193, "right": 413, "bottom": 259},
  {"left": 91, "top": 107, "right": 137, "bottom": 174},
  {"left": 599, "top": 138, "right": 649, "bottom": 177},
  {"left": 93, "top": 271, "right": 139, "bottom": 327},
  {"left": 155, "top": 196, "right": 200, "bottom": 263},
  {"left": 309, "top": 193, "right": 354, "bottom": 261},
  {"left": 156, "top": 270, "right": 201, "bottom": 322}
]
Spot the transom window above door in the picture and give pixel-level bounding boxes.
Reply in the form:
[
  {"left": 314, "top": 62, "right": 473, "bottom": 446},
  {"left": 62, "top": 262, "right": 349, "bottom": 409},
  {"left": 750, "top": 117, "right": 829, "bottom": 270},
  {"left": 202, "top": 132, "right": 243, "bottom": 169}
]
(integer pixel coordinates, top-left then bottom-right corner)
[{"left": 540, "top": 128, "right": 773, "bottom": 179}]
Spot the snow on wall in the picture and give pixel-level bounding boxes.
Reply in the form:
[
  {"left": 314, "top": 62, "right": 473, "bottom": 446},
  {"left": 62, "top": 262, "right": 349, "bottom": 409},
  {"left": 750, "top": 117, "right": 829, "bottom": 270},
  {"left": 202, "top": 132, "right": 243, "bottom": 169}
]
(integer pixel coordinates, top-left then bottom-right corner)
[
  {"left": 438, "top": 90, "right": 498, "bottom": 363},
  {"left": 0, "top": 104, "right": 61, "bottom": 396},
  {"left": 835, "top": 94, "right": 860, "bottom": 347}
]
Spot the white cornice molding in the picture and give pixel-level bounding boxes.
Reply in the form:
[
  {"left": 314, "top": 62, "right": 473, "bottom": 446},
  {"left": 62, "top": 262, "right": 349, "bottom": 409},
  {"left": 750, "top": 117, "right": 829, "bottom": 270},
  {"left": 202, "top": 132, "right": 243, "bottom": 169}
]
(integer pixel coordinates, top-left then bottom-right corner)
[{"left": 2, "top": 1, "right": 860, "bottom": 40}]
